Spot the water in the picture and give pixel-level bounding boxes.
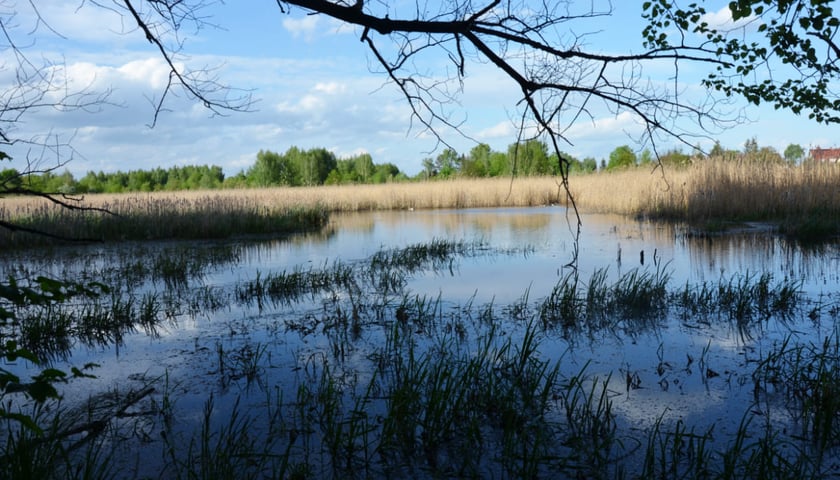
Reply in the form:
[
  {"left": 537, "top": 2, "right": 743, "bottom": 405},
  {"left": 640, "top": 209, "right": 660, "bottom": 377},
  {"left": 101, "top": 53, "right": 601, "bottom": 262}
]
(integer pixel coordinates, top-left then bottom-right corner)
[{"left": 2, "top": 206, "right": 839, "bottom": 477}]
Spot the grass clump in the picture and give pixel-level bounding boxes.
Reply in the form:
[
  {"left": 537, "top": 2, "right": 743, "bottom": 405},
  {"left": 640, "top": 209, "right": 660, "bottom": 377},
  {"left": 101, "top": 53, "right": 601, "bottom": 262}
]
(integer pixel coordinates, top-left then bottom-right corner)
[
  {"left": 0, "top": 195, "right": 329, "bottom": 247},
  {"left": 539, "top": 266, "right": 671, "bottom": 335},
  {"left": 1, "top": 239, "right": 832, "bottom": 479},
  {"left": 753, "top": 331, "right": 840, "bottom": 453}
]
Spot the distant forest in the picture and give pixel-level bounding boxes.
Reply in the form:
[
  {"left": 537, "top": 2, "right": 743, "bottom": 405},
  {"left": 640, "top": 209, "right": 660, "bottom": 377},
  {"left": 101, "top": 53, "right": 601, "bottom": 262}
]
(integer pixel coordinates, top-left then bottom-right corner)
[{"left": 3, "top": 138, "right": 805, "bottom": 194}]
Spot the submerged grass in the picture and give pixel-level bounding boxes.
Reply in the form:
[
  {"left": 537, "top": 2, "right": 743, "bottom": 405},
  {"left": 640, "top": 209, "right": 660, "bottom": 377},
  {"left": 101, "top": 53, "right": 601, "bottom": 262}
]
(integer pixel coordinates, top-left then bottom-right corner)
[
  {"left": 753, "top": 330, "right": 840, "bottom": 453},
  {"left": 3, "top": 238, "right": 835, "bottom": 479}
]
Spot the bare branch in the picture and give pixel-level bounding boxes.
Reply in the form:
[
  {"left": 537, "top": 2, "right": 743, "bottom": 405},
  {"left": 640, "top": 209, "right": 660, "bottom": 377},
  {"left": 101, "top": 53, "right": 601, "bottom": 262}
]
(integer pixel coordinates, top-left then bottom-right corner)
[{"left": 120, "top": 0, "right": 255, "bottom": 126}]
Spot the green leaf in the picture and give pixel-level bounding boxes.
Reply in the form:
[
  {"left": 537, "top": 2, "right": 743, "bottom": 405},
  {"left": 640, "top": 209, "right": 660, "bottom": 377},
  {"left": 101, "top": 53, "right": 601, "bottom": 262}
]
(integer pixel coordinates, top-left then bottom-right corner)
[
  {"left": 71, "top": 366, "right": 98, "bottom": 379},
  {"left": 5, "top": 343, "right": 40, "bottom": 364},
  {"left": 36, "top": 368, "right": 68, "bottom": 382},
  {"left": 25, "top": 381, "right": 59, "bottom": 403},
  {"left": 1, "top": 411, "right": 44, "bottom": 435}
]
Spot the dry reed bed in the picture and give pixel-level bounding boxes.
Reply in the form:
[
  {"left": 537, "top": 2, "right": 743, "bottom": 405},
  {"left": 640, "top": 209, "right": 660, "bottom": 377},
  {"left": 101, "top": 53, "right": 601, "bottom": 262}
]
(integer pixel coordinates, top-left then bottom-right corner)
[
  {"left": 568, "top": 161, "right": 840, "bottom": 233},
  {"left": 2, "top": 162, "right": 839, "bottom": 246},
  {"left": 2, "top": 177, "right": 565, "bottom": 214},
  {"left": 0, "top": 179, "right": 564, "bottom": 246}
]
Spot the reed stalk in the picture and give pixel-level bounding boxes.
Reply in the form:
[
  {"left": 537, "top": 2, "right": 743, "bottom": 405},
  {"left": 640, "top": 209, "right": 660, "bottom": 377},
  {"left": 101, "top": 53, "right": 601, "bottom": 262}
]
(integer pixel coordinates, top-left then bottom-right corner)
[{"left": 4, "top": 160, "right": 839, "bottom": 246}]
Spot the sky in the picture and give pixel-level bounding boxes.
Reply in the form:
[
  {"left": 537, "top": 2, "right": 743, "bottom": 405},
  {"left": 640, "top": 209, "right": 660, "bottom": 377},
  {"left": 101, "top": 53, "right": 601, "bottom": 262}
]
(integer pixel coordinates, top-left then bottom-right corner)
[{"left": 2, "top": 1, "right": 838, "bottom": 178}]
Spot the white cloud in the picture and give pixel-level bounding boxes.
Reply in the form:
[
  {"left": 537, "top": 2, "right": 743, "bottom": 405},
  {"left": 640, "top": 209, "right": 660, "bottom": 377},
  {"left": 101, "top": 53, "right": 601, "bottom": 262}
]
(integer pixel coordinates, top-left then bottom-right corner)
[
  {"left": 282, "top": 15, "right": 321, "bottom": 40},
  {"left": 699, "top": 6, "right": 756, "bottom": 31},
  {"left": 566, "top": 111, "right": 642, "bottom": 140},
  {"left": 313, "top": 82, "right": 346, "bottom": 95},
  {"left": 476, "top": 121, "right": 516, "bottom": 140},
  {"left": 282, "top": 13, "right": 357, "bottom": 41},
  {"left": 117, "top": 58, "right": 173, "bottom": 90},
  {"left": 15, "top": 1, "right": 139, "bottom": 46}
]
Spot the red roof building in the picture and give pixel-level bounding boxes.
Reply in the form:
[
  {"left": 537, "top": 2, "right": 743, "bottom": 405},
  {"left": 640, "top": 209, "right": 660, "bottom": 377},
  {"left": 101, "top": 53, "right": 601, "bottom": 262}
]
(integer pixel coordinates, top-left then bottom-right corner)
[{"left": 810, "top": 147, "right": 840, "bottom": 163}]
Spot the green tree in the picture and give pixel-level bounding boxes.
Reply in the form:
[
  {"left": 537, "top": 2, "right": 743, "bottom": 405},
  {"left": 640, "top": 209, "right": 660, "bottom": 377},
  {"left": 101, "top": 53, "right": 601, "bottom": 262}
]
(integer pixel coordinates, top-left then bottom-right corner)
[
  {"left": 461, "top": 143, "right": 492, "bottom": 177},
  {"left": 248, "top": 149, "right": 296, "bottom": 186},
  {"left": 488, "top": 152, "right": 511, "bottom": 177},
  {"left": 435, "top": 148, "right": 461, "bottom": 178},
  {"left": 659, "top": 149, "right": 692, "bottom": 168},
  {"left": 421, "top": 157, "right": 437, "bottom": 179},
  {"left": 508, "top": 140, "right": 552, "bottom": 175},
  {"left": 581, "top": 157, "right": 597, "bottom": 173},
  {"left": 606, "top": 145, "right": 637, "bottom": 170},
  {"left": 353, "top": 153, "right": 375, "bottom": 183},
  {"left": 372, "top": 163, "right": 400, "bottom": 183},
  {"left": 744, "top": 137, "right": 759, "bottom": 155},
  {"left": 750, "top": 146, "right": 785, "bottom": 164},
  {"left": 292, "top": 147, "right": 337, "bottom": 186},
  {"left": 560, "top": 152, "right": 582, "bottom": 174},
  {"left": 639, "top": 149, "right": 653, "bottom": 166},
  {"left": 784, "top": 144, "right": 805, "bottom": 164},
  {"left": 327, "top": 158, "right": 356, "bottom": 184}
]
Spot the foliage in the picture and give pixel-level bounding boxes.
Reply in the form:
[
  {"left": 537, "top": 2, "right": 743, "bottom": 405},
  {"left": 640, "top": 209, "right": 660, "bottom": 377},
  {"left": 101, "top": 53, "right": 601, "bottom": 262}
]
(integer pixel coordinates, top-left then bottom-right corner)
[
  {"left": 785, "top": 144, "right": 806, "bottom": 164},
  {"left": 248, "top": 149, "right": 298, "bottom": 187},
  {"left": 1, "top": 276, "right": 103, "bottom": 433},
  {"left": 607, "top": 145, "right": 637, "bottom": 170},
  {"left": 643, "top": 0, "right": 840, "bottom": 123},
  {"left": 508, "top": 139, "right": 556, "bottom": 176},
  {"left": 659, "top": 149, "right": 692, "bottom": 168}
]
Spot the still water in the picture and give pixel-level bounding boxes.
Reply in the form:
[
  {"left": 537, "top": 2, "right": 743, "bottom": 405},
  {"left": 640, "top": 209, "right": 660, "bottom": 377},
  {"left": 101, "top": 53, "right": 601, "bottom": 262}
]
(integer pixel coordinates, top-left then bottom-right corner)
[{"left": 4, "top": 206, "right": 840, "bottom": 477}]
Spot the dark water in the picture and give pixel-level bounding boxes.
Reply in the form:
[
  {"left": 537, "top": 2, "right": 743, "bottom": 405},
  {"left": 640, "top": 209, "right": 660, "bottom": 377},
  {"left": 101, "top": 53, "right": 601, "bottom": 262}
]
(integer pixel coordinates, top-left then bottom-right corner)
[{"left": 3, "top": 207, "right": 839, "bottom": 477}]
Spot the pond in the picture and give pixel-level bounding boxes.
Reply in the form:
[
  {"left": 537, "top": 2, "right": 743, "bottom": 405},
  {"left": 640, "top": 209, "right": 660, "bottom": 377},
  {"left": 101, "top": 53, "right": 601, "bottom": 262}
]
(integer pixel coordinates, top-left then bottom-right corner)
[{"left": 3, "top": 207, "right": 840, "bottom": 479}]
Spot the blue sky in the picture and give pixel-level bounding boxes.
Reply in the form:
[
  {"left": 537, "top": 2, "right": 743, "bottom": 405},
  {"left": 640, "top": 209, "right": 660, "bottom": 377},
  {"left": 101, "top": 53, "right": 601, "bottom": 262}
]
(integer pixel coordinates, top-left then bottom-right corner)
[{"left": 3, "top": 1, "right": 838, "bottom": 178}]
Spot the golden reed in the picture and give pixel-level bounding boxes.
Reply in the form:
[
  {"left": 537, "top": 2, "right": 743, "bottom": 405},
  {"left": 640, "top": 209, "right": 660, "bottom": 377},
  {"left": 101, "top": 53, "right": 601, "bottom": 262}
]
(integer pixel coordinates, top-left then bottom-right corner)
[
  {"left": 2, "top": 160, "right": 838, "bottom": 245},
  {"left": 1, "top": 177, "right": 566, "bottom": 217},
  {"left": 566, "top": 160, "right": 840, "bottom": 223}
]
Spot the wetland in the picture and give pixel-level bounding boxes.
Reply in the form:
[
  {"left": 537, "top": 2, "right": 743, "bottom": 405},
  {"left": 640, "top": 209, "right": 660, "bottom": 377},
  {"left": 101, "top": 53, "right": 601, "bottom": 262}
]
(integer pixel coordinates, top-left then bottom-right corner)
[{"left": 3, "top": 205, "right": 840, "bottom": 479}]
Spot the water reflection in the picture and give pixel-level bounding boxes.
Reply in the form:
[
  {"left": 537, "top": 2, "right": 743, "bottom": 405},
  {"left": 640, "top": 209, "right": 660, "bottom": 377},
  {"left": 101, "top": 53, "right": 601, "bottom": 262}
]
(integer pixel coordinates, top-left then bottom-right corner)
[
  {"left": 2, "top": 207, "right": 840, "bottom": 478},
  {"left": 680, "top": 231, "right": 840, "bottom": 294}
]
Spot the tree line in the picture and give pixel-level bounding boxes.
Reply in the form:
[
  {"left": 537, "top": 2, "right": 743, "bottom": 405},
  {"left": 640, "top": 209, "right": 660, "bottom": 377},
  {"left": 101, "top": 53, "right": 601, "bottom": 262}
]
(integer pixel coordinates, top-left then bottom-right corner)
[{"left": 1, "top": 139, "right": 812, "bottom": 194}]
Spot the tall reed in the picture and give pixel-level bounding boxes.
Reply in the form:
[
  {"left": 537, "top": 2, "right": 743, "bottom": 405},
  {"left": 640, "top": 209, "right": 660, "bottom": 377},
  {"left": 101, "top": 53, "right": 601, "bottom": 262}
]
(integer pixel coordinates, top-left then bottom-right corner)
[
  {"left": 4, "top": 161, "right": 839, "bottom": 246},
  {"left": 566, "top": 161, "right": 840, "bottom": 236},
  {"left": 0, "top": 193, "right": 328, "bottom": 247}
]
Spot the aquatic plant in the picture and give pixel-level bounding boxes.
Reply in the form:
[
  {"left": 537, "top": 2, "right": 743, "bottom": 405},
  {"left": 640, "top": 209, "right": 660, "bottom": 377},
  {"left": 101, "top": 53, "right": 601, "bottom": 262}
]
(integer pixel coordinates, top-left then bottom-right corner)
[
  {"left": 0, "top": 195, "right": 329, "bottom": 247},
  {"left": 0, "top": 237, "right": 832, "bottom": 479}
]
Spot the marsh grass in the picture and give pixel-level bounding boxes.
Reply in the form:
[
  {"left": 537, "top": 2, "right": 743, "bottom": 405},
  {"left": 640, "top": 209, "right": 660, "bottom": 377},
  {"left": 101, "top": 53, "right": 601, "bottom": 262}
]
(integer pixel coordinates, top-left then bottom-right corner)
[
  {"left": 163, "top": 396, "right": 288, "bottom": 480},
  {"left": 0, "top": 193, "right": 328, "bottom": 247},
  {"left": 753, "top": 330, "right": 840, "bottom": 452},
  {"left": 566, "top": 161, "right": 840, "bottom": 237},
  {"left": 4, "top": 160, "right": 840, "bottom": 248},
  {"left": 236, "top": 261, "right": 357, "bottom": 309},
  {"left": 674, "top": 273, "right": 802, "bottom": 339},
  {"left": 1, "top": 239, "right": 832, "bottom": 479},
  {"left": 539, "top": 265, "right": 675, "bottom": 335}
]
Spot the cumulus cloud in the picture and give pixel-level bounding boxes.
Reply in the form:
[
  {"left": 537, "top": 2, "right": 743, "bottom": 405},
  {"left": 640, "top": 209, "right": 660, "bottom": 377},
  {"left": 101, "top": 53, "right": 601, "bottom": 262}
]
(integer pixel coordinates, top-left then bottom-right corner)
[
  {"left": 15, "top": 1, "right": 141, "bottom": 46},
  {"left": 282, "top": 15, "right": 355, "bottom": 41},
  {"left": 566, "top": 111, "right": 642, "bottom": 140},
  {"left": 699, "top": 6, "right": 756, "bottom": 30},
  {"left": 283, "top": 15, "right": 321, "bottom": 40},
  {"left": 476, "top": 121, "right": 516, "bottom": 140},
  {"left": 116, "top": 58, "right": 174, "bottom": 90}
]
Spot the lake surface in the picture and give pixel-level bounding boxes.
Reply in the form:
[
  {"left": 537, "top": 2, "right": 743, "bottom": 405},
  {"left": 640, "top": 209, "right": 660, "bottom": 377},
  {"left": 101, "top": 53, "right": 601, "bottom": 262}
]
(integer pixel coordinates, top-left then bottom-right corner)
[{"left": 3, "top": 207, "right": 839, "bottom": 478}]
